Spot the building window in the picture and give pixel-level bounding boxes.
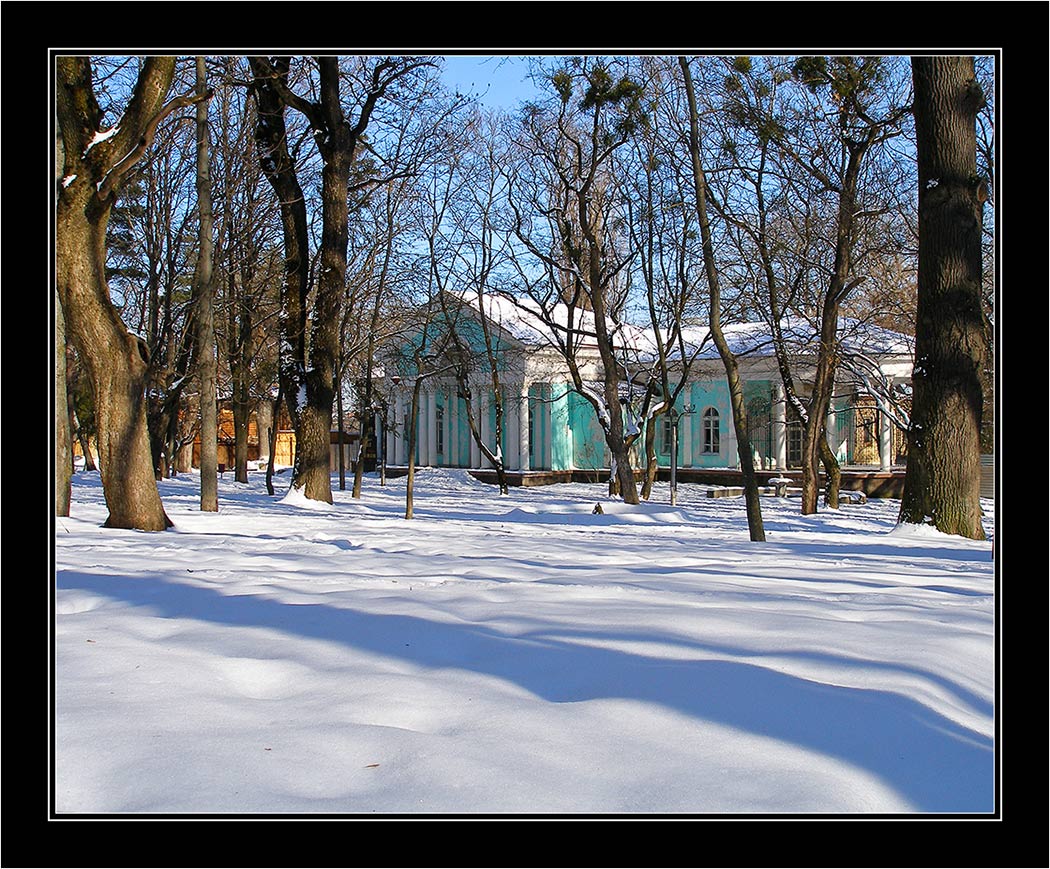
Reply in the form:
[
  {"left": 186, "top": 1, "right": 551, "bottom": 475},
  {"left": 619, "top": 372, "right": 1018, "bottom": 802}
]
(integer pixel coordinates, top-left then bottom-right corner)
[
  {"left": 747, "top": 396, "right": 772, "bottom": 469},
  {"left": 661, "top": 415, "right": 673, "bottom": 454},
  {"left": 787, "top": 421, "right": 803, "bottom": 468},
  {"left": 702, "top": 407, "right": 720, "bottom": 454},
  {"left": 436, "top": 405, "right": 445, "bottom": 455}
]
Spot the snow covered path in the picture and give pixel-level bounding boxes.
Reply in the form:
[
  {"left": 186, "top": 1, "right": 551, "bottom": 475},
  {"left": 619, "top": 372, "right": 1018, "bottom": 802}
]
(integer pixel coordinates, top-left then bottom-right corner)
[{"left": 53, "top": 468, "right": 995, "bottom": 815}]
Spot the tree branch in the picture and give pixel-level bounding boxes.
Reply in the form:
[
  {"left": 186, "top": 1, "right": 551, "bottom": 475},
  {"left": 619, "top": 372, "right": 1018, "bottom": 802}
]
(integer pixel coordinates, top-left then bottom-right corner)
[{"left": 99, "top": 89, "right": 211, "bottom": 201}]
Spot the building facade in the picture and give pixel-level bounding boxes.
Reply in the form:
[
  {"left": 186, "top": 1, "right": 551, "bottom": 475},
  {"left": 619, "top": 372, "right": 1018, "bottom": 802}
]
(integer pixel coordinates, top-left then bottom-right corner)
[{"left": 380, "top": 294, "right": 914, "bottom": 479}]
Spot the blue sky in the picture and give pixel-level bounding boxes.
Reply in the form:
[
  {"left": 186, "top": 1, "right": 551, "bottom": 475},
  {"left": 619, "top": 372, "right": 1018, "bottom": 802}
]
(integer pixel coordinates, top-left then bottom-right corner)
[{"left": 439, "top": 55, "right": 542, "bottom": 111}]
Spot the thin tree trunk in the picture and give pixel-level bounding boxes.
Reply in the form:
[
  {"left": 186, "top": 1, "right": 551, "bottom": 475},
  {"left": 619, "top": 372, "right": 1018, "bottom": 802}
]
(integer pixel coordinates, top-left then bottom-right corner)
[
  {"left": 640, "top": 414, "right": 659, "bottom": 500},
  {"left": 56, "top": 283, "right": 72, "bottom": 516},
  {"left": 899, "top": 57, "right": 986, "bottom": 539},
  {"left": 405, "top": 379, "right": 422, "bottom": 519},
  {"left": 800, "top": 329, "right": 838, "bottom": 515},
  {"left": 680, "top": 56, "right": 764, "bottom": 541},
  {"left": 232, "top": 390, "right": 250, "bottom": 483},
  {"left": 457, "top": 381, "right": 508, "bottom": 496},
  {"left": 266, "top": 390, "right": 281, "bottom": 497},
  {"left": 337, "top": 369, "right": 347, "bottom": 491},
  {"left": 194, "top": 57, "right": 218, "bottom": 512},
  {"left": 78, "top": 433, "right": 97, "bottom": 471}
]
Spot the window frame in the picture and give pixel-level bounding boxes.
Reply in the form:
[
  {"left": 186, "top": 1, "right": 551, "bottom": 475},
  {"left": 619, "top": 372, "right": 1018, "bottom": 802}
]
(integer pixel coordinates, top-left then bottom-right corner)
[{"left": 702, "top": 406, "right": 720, "bottom": 454}]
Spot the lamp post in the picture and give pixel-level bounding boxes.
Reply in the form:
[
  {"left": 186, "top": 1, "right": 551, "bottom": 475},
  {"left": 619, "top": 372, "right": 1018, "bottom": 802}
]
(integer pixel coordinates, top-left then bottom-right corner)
[{"left": 669, "top": 404, "right": 695, "bottom": 506}]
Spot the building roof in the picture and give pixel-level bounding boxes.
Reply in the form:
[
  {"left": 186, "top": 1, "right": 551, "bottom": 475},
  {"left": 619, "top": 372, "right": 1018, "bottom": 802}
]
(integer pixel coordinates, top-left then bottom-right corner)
[{"left": 457, "top": 291, "right": 914, "bottom": 362}]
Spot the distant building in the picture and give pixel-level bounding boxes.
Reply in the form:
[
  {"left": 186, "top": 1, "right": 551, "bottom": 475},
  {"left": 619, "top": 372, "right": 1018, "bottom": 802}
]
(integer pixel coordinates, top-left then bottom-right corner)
[{"left": 378, "top": 293, "right": 915, "bottom": 485}]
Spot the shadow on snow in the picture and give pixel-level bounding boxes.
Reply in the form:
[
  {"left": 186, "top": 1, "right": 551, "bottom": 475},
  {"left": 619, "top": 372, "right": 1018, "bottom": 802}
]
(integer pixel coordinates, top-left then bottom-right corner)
[{"left": 56, "top": 568, "right": 993, "bottom": 813}]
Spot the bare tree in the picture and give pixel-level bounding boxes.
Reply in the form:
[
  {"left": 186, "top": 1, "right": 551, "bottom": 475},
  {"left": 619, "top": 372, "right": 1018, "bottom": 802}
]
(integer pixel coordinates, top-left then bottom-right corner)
[
  {"left": 717, "top": 55, "right": 911, "bottom": 514},
  {"left": 248, "top": 56, "right": 435, "bottom": 503},
  {"left": 210, "top": 58, "right": 284, "bottom": 483},
  {"left": 506, "top": 57, "right": 646, "bottom": 503},
  {"left": 386, "top": 289, "right": 457, "bottom": 519},
  {"left": 192, "top": 56, "right": 218, "bottom": 512},
  {"left": 622, "top": 68, "right": 709, "bottom": 501},
  {"left": 422, "top": 111, "right": 518, "bottom": 494},
  {"left": 56, "top": 56, "right": 205, "bottom": 529},
  {"left": 99, "top": 64, "right": 200, "bottom": 483},
  {"left": 679, "top": 56, "right": 766, "bottom": 540},
  {"left": 343, "top": 76, "right": 468, "bottom": 497}
]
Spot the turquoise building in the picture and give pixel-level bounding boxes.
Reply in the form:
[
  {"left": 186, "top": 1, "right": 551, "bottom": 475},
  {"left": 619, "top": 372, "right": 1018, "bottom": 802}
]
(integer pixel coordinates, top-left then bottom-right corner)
[{"left": 381, "top": 294, "right": 914, "bottom": 479}]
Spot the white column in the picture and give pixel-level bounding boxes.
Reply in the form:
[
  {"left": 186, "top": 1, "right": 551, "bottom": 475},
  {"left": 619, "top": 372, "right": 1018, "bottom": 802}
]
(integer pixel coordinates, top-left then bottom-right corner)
[
  {"left": 374, "top": 410, "right": 383, "bottom": 468},
  {"left": 385, "top": 401, "right": 395, "bottom": 465},
  {"left": 506, "top": 389, "right": 520, "bottom": 471},
  {"left": 564, "top": 395, "right": 574, "bottom": 470},
  {"left": 426, "top": 389, "right": 437, "bottom": 467},
  {"left": 394, "top": 392, "right": 404, "bottom": 465},
  {"left": 470, "top": 390, "right": 481, "bottom": 468},
  {"left": 518, "top": 383, "right": 530, "bottom": 472},
  {"left": 723, "top": 406, "right": 738, "bottom": 468},
  {"left": 448, "top": 389, "right": 458, "bottom": 467},
  {"left": 680, "top": 412, "right": 692, "bottom": 467},
  {"left": 773, "top": 384, "right": 787, "bottom": 470},
  {"left": 827, "top": 397, "right": 840, "bottom": 463},
  {"left": 543, "top": 386, "right": 552, "bottom": 469},
  {"left": 415, "top": 392, "right": 426, "bottom": 466},
  {"left": 480, "top": 391, "right": 491, "bottom": 468},
  {"left": 879, "top": 406, "right": 892, "bottom": 471}
]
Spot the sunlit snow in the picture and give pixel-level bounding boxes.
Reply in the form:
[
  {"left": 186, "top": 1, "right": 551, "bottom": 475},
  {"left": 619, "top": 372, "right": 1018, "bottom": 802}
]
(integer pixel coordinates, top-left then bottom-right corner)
[{"left": 54, "top": 466, "right": 995, "bottom": 815}]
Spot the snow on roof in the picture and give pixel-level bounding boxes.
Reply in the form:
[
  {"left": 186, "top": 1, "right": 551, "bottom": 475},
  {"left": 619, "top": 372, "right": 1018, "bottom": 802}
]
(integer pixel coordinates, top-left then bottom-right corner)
[{"left": 454, "top": 292, "right": 913, "bottom": 361}]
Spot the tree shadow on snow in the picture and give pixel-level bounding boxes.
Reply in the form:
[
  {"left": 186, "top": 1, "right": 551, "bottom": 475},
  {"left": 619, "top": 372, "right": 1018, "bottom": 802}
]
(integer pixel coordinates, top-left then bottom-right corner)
[{"left": 56, "top": 569, "right": 994, "bottom": 813}]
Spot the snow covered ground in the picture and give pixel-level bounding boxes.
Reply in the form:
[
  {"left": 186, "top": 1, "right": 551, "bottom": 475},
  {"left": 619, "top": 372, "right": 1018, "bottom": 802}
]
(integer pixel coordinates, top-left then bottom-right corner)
[{"left": 52, "top": 467, "right": 996, "bottom": 816}]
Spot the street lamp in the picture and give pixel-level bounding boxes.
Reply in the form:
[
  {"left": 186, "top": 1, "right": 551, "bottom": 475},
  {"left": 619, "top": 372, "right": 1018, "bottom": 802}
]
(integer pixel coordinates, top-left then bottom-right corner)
[{"left": 668, "top": 404, "right": 695, "bottom": 506}]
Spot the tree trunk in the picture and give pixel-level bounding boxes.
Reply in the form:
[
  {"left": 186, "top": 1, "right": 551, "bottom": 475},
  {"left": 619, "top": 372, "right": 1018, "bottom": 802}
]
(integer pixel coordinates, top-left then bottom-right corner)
[
  {"left": 228, "top": 280, "right": 253, "bottom": 485},
  {"left": 147, "top": 398, "right": 174, "bottom": 479},
  {"left": 609, "top": 437, "right": 639, "bottom": 505},
  {"left": 56, "top": 284, "right": 72, "bottom": 516},
  {"left": 680, "top": 56, "right": 764, "bottom": 540},
  {"left": 232, "top": 391, "right": 251, "bottom": 483},
  {"left": 338, "top": 370, "right": 348, "bottom": 492},
  {"left": 800, "top": 339, "right": 837, "bottom": 515},
  {"left": 351, "top": 368, "right": 371, "bottom": 499},
  {"left": 266, "top": 390, "right": 281, "bottom": 497},
  {"left": 899, "top": 57, "right": 987, "bottom": 539},
  {"left": 56, "top": 56, "right": 178, "bottom": 531},
  {"left": 194, "top": 57, "right": 218, "bottom": 512},
  {"left": 248, "top": 57, "right": 312, "bottom": 497},
  {"left": 639, "top": 414, "right": 659, "bottom": 500},
  {"left": 458, "top": 381, "right": 509, "bottom": 496},
  {"left": 56, "top": 204, "right": 172, "bottom": 529},
  {"left": 79, "top": 435, "right": 97, "bottom": 471},
  {"left": 55, "top": 121, "right": 72, "bottom": 516},
  {"left": 820, "top": 431, "right": 841, "bottom": 509}
]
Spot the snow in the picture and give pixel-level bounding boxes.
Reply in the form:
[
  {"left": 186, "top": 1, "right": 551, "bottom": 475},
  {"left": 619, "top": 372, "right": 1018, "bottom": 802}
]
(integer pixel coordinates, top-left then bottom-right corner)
[
  {"left": 454, "top": 292, "right": 914, "bottom": 365},
  {"left": 53, "top": 468, "right": 995, "bottom": 816},
  {"left": 84, "top": 125, "right": 120, "bottom": 154}
]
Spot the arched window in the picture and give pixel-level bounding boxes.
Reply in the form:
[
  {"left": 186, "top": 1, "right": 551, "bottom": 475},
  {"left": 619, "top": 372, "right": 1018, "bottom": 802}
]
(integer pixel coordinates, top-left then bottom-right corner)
[
  {"left": 702, "top": 407, "right": 720, "bottom": 454},
  {"left": 436, "top": 404, "right": 445, "bottom": 455}
]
